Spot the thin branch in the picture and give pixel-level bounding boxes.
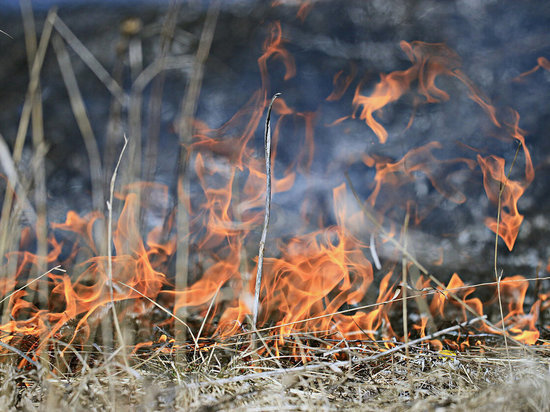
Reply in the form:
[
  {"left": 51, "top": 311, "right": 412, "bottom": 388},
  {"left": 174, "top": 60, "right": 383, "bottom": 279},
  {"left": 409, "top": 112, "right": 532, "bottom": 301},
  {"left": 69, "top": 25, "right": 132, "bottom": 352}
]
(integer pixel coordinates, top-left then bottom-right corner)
[
  {"left": 231, "top": 273, "right": 550, "bottom": 340},
  {"left": 252, "top": 92, "right": 281, "bottom": 328},
  {"left": 106, "top": 134, "right": 129, "bottom": 367},
  {"left": 0, "top": 29, "right": 13, "bottom": 39},
  {"left": 401, "top": 211, "right": 410, "bottom": 361},
  {"left": 51, "top": 33, "right": 104, "bottom": 212},
  {"left": 195, "top": 287, "right": 219, "bottom": 355},
  {"left": 117, "top": 281, "right": 198, "bottom": 348},
  {"left": 174, "top": 0, "right": 220, "bottom": 344},
  {"left": 0, "top": 340, "right": 43, "bottom": 371}
]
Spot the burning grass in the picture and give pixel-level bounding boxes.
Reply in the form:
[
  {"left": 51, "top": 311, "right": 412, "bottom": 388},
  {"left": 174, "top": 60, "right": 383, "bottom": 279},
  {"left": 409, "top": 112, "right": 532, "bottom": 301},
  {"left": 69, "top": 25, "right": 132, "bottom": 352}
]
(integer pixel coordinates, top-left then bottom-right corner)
[
  {"left": 1, "top": 335, "right": 550, "bottom": 410},
  {"left": 1, "top": 0, "right": 550, "bottom": 410}
]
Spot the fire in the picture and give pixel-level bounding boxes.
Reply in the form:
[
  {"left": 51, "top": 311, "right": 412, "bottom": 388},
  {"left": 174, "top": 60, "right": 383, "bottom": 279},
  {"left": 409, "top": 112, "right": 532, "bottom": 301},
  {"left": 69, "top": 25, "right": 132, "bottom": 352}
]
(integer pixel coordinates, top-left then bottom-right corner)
[
  {"left": 0, "top": 12, "right": 546, "bottom": 370},
  {"left": 515, "top": 56, "right": 550, "bottom": 79},
  {"left": 352, "top": 41, "right": 462, "bottom": 143},
  {"left": 477, "top": 112, "right": 534, "bottom": 250}
]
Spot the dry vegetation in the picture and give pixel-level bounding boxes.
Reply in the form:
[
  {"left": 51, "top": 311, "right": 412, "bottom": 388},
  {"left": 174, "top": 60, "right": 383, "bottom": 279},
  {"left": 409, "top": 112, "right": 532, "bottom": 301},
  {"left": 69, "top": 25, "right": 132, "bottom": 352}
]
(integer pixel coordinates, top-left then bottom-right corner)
[{"left": 1, "top": 339, "right": 550, "bottom": 410}]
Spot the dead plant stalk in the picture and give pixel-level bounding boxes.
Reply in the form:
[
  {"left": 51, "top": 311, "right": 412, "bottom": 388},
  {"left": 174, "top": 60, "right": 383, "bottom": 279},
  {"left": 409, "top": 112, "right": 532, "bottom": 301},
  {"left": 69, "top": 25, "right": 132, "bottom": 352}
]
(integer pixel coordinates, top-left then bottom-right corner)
[
  {"left": 252, "top": 92, "right": 281, "bottom": 328},
  {"left": 107, "top": 134, "right": 129, "bottom": 369}
]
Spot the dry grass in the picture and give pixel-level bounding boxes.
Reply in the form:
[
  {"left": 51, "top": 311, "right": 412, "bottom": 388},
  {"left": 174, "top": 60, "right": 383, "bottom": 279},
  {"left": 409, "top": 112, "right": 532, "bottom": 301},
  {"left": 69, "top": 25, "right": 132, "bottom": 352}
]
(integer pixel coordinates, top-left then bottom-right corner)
[{"left": 0, "top": 338, "right": 549, "bottom": 411}]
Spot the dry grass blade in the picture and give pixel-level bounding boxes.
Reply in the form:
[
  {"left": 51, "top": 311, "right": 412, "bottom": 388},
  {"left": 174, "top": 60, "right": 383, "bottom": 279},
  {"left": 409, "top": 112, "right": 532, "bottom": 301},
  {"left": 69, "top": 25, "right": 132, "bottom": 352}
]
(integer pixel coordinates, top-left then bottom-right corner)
[
  {"left": 175, "top": 0, "right": 220, "bottom": 344},
  {"left": 0, "top": 8, "right": 56, "bottom": 263},
  {"left": 493, "top": 142, "right": 523, "bottom": 372},
  {"left": 51, "top": 33, "right": 104, "bottom": 213},
  {"left": 106, "top": 134, "right": 129, "bottom": 369},
  {"left": 252, "top": 92, "right": 281, "bottom": 328},
  {"left": 0, "top": 265, "right": 64, "bottom": 306},
  {"left": 144, "top": 1, "right": 182, "bottom": 184},
  {"left": 0, "top": 134, "right": 36, "bottom": 225},
  {"left": 188, "top": 316, "right": 486, "bottom": 388},
  {"left": 21, "top": 0, "right": 49, "bottom": 314}
]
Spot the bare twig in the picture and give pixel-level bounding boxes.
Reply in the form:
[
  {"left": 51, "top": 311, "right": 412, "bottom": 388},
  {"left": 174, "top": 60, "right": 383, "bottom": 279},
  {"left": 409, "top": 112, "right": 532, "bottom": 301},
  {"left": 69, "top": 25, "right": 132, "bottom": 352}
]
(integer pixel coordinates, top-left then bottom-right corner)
[
  {"left": 174, "top": 0, "right": 220, "bottom": 344},
  {"left": 230, "top": 273, "right": 550, "bottom": 341},
  {"left": 252, "top": 92, "right": 281, "bottom": 328},
  {"left": 51, "top": 33, "right": 104, "bottom": 213},
  {"left": 401, "top": 211, "right": 410, "bottom": 360},
  {"left": 195, "top": 287, "right": 220, "bottom": 355},
  {"left": 106, "top": 134, "right": 129, "bottom": 367},
  {"left": 369, "top": 233, "right": 381, "bottom": 270},
  {"left": 117, "top": 281, "right": 198, "bottom": 347},
  {"left": 0, "top": 29, "right": 13, "bottom": 39},
  {"left": 0, "top": 340, "right": 42, "bottom": 371}
]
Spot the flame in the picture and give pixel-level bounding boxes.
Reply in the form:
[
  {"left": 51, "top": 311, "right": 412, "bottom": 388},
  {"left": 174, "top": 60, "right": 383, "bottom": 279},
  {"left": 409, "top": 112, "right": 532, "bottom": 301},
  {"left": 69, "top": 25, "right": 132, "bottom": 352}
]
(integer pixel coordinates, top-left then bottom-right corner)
[
  {"left": 352, "top": 41, "right": 505, "bottom": 143},
  {"left": 327, "top": 64, "right": 357, "bottom": 102},
  {"left": 352, "top": 41, "right": 461, "bottom": 143},
  {"left": 516, "top": 56, "right": 550, "bottom": 79},
  {"left": 477, "top": 112, "right": 534, "bottom": 250},
  {"left": 0, "top": 15, "right": 545, "bottom": 369},
  {"left": 366, "top": 141, "right": 477, "bottom": 210}
]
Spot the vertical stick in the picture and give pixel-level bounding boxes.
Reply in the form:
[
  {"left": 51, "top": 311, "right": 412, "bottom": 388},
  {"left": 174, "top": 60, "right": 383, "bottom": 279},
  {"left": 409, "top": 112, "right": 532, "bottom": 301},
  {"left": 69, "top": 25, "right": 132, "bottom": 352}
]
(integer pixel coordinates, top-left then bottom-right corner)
[
  {"left": 401, "top": 211, "right": 410, "bottom": 359},
  {"left": 493, "top": 142, "right": 522, "bottom": 374},
  {"left": 106, "top": 134, "right": 129, "bottom": 370},
  {"left": 51, "top": 34, "right": 104, "bottom": 213},
  {"left": 175, "top": 0, "right": 220, "bottom": 344},
  {"left": 20, "top": 1, "right": 49, "bottom": 373},
  {"left": 144, "top": 1, "right": 181, "bottom": 184},
  {"left": 0, "top": 8, "right": 56, "bottom": 271},
  {"left": 252, "top": 93, "right": 281, "bottom": 328}
]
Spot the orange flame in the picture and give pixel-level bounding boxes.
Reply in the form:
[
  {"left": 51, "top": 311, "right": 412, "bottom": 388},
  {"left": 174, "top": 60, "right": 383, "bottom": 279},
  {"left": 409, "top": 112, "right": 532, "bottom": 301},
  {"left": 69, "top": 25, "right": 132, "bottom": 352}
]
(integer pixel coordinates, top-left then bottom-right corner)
[
  {"left": 515, "top": 56, "right": 550, "bottom": 79},
  {"left": 477, "top": 112, "right": 534, "bottom": 250}
]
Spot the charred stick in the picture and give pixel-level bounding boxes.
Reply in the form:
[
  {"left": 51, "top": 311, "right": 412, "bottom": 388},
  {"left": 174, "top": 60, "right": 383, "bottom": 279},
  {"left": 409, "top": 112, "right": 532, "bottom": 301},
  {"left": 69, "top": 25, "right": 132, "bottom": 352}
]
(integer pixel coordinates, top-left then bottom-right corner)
[{"left": 252, "top": 93, "right": 281, "bottom": 328}]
